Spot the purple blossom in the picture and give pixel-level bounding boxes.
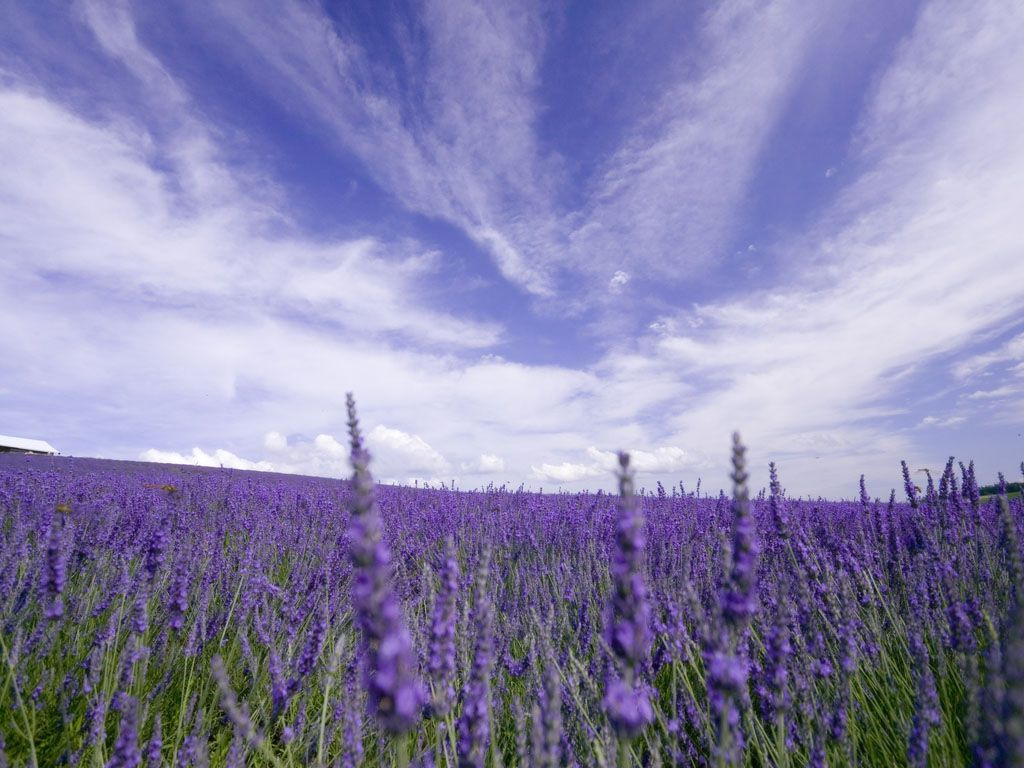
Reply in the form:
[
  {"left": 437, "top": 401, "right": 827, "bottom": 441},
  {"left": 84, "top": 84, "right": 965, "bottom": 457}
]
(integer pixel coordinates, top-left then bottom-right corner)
[
  {"left": 167, "top": 562, "right": 189, "bottom": 633},
  {"left": 107, "top": 695, "right": 141, "bottom": 768},
  {"left": 603, "top": 677, "right": 654, "bottom": 739},
  {"left": 145, "top": 714, "right": 162, "bottom": 768},
  {"left": 902, "top": 460, "right": 919, "bottom": 509},
  {"left": 907, "top": 636, "right": 940, "bottom": 768},
  {"left": 457, "top": 550, "right": 495, "bottom": 768},
  {"left": 43, "top": 511, "right": 66, "bottom": 620},
  {"left": 428, "top": 536, "right": 459, "bottom": 717},
  {"left": 603, "top": 451, "right": 654, "bottom": 738},
  {"left": 346, "top": 393, "right": 425, "bottom": 735}
]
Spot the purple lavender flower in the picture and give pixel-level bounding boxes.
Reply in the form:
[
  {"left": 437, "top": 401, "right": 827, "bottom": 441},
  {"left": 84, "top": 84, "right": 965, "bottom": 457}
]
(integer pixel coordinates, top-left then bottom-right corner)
[
  {"left": 292, "top": 607, "right": 327, "bottom": 689},
  {"left": 723, "top": 434, "right": 759, "bottom": 631},
  {"left": 761, "top": 594, "right": 791, "bottom": 723},
  {"left": 902, "top": 460, "right": 919, "bottom": 509},
  {"left": 999, "top": 494, "right": 1024, "bottom": 764},
  {"left": 457, "top": 550, "right": 495, "bottom": 768},
  {"left": 907, "top": 636, "right": 940, "bottom": 768},
  {"left": 108, "top": 695, "right": 141, "bottom": 768},
  {"left": 167, "top": 561, "right": 189, "bottom": 633},
  {"left": 346, "top": 394, "right": 425, "bottom": 735},
  {"left": 43, "top": 511, "right": 66, "bottom": 620},
  {"left": 144, "top": 520, "right": 167, "bottom": 585},
  {"left": 706, "top": 433, "right": 759, "bottom": 763},
  {"left": 428, "top": 536, "right": 459, "bottom": 717},
  {"left": 535, "top": 640, "right": 563, "bottom": 768},
  {"left": 212, "top": 654, "right": 261, "bottom": 747},
  {"left": 268, "top": 648, "right": 289, "bottom": 721},
  {"left": 603, "top": 451, "right": 653, "bottom": 738},
  {"left": 603, "top": 677, "right": 654, "bottom": 738},
  {"left": 145, "top": 714, "right": 162, "bottom": 768},
  {"left": 132, "top": 590, "right": 149, "bottom": 637}
]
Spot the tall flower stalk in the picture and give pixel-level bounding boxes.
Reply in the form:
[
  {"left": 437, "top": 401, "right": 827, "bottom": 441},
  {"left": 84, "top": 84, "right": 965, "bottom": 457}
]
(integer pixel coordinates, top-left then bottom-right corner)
[
  {"left": 603, "top": 452, "right": 653, "bottom": 751},
  {"left": 457, "top": 549, "right": 494, "bottom": 768},
  {"left": 428, "top": 537, "right": 460, "bottom": 718},
  {"left": 707, "top": 432, "right": 760, "bottom": 766},
  {"left": 346, "top": 393, "right": 424, "bottom": 758}
]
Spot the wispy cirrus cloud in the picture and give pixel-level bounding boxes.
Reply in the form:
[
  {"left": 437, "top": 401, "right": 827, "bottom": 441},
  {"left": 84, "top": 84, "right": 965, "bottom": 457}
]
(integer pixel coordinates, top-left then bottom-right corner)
[
  {"left": 183, "top": 0, "right": 558, "bottom": 295},
  {"left": 172, "top": 0, "right": 846, "bottom": 301},
  {"left": 639, "top": 0, "right": 1024, "bottom": 491},
  {"left": 567, "top": 0, "right": 839, "bottom": 283}
]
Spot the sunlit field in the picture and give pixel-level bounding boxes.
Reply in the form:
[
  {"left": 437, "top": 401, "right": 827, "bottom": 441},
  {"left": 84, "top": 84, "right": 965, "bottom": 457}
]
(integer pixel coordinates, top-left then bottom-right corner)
[{"left": 1, "top": 400, "right": 1021, "bottom": 767}]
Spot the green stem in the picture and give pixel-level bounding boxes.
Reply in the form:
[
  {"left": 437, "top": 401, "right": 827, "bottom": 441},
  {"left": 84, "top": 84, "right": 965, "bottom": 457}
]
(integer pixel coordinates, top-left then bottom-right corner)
[
  {"left": 395, "top": 733, "right": 410, "bottom": 768},
  {"left": 0, "top": 630, "right": 39, "bottom": 768}
]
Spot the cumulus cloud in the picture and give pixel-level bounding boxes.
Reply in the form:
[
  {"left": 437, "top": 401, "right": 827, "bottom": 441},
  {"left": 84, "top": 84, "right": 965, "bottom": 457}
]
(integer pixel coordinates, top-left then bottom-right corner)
[
  {"left": 531, "top": 444, "right": 706, "bottom": 484},
  {"left": 140, "top": 447, "right": 276, "bottom": 472},
  {"left": 608, "top": 270, "right": 631, "bottom": 293},
  {"left": 366, "top": 425, "right": 449, "bottom": 474},
  {"left": 461, "top": 454, "right": 507, "bottom": 474},
  {"left": 263, "top": 431, "right": 288, "bottom": 452}
]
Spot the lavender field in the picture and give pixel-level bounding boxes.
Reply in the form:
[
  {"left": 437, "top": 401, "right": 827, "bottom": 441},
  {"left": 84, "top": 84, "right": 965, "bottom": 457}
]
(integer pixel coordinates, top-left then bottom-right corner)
[{"left": 1, "top": 403, "right": 1022, "bottom": 767}]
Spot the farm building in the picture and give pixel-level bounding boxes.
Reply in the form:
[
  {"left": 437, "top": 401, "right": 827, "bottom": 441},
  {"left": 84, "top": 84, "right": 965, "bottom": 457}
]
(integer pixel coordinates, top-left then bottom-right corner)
[{"left": 0, "top": 434, "right": 59, "bottom": 455}]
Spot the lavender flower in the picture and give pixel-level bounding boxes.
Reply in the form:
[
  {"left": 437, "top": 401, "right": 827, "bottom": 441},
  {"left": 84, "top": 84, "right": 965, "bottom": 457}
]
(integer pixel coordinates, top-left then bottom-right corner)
[
  {"left": 902, "top": 460, "right": 919, "bottom": 509},
  {"left": 457, "top": 550, "right": 495, "bottom": 768},
  {"left": 907, "top": 636, "right": 940, "bottom": 768},
  {"left": 108, "top": 695, "right": 141, "bottom": 768},
  {"left": 707, "top": 432, "right": 759, "bottom": 763},
  {"left": 346, "top": 393, "right": 425, "bottom": 735},
  {"left": 999, "top": 494, "right": 1024, "bottom": 764},
  {"left": 167, "top": 561, "right": 189, "bottom": 633},
  {"left": 292, "top": 607, "right": 327, "bottom": 688},
  {"left": 428, "top": 536, "right": 459, "bottom": 717},
  {"left": 723, "top": 434, "right": 759, "bottom": 631},
  {"left": 761, "top": 593, "right": 792, "bottom": 723},
  {"left": 212, "top": 655, "right": 261, "bottom": 747},
  {"left": 144, "top": 520, "right": 167, "bottom": 584},
  {"left": 145, "top": 714, "right": 162, "bottom": 768},
  {"left": 43, "top": 510, "right": 66, "bottom": 620},
  {"left": 603, "top": 451, "right": 653, "bottom": 737}
]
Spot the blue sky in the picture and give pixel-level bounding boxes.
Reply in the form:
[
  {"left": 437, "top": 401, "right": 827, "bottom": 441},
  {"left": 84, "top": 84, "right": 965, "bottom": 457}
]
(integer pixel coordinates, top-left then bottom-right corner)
[{"left": 1, "top": 0, "right": 1022, "bottom": 497}]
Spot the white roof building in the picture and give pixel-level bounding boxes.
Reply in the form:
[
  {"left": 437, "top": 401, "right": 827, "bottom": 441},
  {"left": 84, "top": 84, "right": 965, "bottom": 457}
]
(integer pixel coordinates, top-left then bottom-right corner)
[{"left": 0, "top": 434, "right": 59, "bottom": 455}]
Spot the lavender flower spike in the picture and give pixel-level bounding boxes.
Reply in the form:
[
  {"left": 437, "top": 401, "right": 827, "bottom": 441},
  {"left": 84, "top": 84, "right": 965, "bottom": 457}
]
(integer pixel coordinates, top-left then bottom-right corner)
[
  {"left": 706, "top": 432, "right": 759, "bottom": 764},
  {"left": 346, "top": 393, "right": 425, "bottom": 735},
  {"left": 428, "top": 536, "right": 460, "bottom": 718},
  {"left": 108, "top": 695, "right": 142, "bottom": 768},
  {"left": 603, "top": 451, "right": 654, "bottom": 737},
  {"left": 723, "top": 432, "right": 759, "bottom": 633},
  {"left": 457, "top": 550, "right": 495, "bottom": 768},
  {"left": 44, "top": 510, "right": 66, "bottom": 620}
]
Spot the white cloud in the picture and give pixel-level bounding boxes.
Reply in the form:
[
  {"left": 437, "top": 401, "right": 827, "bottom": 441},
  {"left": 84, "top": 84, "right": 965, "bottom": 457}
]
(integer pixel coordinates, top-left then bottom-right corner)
[
  {"left": 917, "top": 415, "right": 966, "bottom": 428},
  {"left": 608, "top": 270, "right": 631, "bottom": 293},
  {"left": 140, "top": 447, "right": 276, "bottom": 472},
  {"left": 530, "top": 461, "right": 604, "bottom": 484},
  {"left": 366, "top": 425, "right": 449, "bottom": 474},
  {"left": 531, "top": 444, "right": 707, "bottom": 484},
  {"left": 566, "top": 0, "right": 836, "bottom": 283},
  {"left": 179, "top": 0, "right": 557, "bottom": 296},
  {"left": 0, "top": 29, "right": 500, "bottom": 351},
  {"left": 952, "top": 332, "right": 1024, "bottom": 380},
  {"left": 264, "top": 431, "right": 288, "bottom": 452},
  {"left": 965, "top": 386, "right": 1019, "bottom": 401},
  {"left": 462, "top": 453, "right": 507, "bottom": 474}
]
